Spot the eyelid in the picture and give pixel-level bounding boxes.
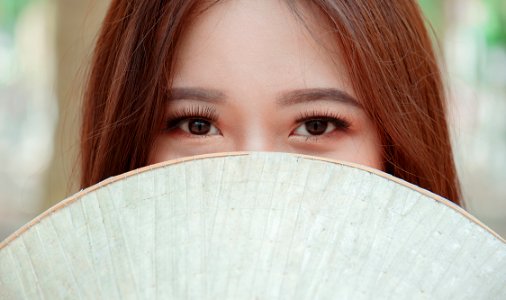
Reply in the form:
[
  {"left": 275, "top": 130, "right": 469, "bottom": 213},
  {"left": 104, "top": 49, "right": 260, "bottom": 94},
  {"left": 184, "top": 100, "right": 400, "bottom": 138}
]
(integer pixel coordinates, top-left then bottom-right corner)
[
  {"left": 294, "top": 109, "right": 352, "bottom": 130},
  {"left": 163, "top": 105, "right": 352, "bottom": 139},
  {"left": 166, "top": 105, "right": 219, "bottom": 120},
  {"left": 164, "top": 105, "right": 219, "bottom": 130}
]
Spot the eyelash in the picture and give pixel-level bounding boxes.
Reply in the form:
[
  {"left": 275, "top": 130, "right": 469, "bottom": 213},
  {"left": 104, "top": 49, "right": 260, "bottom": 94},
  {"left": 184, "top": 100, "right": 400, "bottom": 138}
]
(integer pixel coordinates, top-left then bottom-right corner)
[
  {"left": 163, "top": 106, "right": 352, "bottom": 141},
  {"left": 164, "top": 105, "right": 219, "bottom": 131},
  {"left": 295, "top": 109, "right": 351, "bottom": 130}
]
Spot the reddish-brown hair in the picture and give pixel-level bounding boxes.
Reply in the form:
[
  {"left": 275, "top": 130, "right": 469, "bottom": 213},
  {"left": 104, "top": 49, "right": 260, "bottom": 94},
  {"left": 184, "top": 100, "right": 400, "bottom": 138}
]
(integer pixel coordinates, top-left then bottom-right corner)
[{"left": 81, "top": 0, "right": 462, "bottom": 205}]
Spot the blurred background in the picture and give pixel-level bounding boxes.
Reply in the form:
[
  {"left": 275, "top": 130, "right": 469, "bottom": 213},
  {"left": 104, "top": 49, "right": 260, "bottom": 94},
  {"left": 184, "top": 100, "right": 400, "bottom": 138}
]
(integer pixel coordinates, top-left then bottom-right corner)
[{"left": 0, "top": 0, "right": 505, "bottom": 240}]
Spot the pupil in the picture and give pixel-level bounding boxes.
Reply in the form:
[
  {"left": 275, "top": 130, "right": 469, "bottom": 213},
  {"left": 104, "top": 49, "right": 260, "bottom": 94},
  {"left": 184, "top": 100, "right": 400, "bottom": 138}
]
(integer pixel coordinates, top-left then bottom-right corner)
[
  {"left": 189, "top": 119, "right": 211, "bottom": 135},
  {"left": 306, "top": 120, "right": 327, "bottom": 135}
]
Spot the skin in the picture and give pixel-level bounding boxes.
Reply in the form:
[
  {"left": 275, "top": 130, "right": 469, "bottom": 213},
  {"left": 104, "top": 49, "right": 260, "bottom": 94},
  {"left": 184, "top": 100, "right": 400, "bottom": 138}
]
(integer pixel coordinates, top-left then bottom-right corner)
[{"left": 149, "top": 0, "right": 383, "bottom": 170}]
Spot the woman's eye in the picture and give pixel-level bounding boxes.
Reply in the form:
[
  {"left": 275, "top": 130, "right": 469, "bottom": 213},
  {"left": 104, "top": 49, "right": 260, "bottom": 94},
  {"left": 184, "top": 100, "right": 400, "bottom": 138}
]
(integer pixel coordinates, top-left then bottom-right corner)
[
  {"left": 293, "top": 119, "right": 336, "bottom": 136},
  {"left": 174, "top": 118, "right": 220, "bottom": 136}
]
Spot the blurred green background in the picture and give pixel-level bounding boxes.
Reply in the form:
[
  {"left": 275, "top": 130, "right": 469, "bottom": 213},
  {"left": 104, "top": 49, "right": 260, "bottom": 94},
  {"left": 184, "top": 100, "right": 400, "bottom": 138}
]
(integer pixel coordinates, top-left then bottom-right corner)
[{"left": 1, "top": 0, "right": 505, "bottom": 239}]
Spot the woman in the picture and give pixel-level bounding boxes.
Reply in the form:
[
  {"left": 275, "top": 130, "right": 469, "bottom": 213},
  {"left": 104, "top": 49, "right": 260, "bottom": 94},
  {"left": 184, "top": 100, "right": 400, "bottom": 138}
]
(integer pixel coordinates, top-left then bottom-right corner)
[{"left": 81, "top": 0, "right": 462, "bottom": 206}]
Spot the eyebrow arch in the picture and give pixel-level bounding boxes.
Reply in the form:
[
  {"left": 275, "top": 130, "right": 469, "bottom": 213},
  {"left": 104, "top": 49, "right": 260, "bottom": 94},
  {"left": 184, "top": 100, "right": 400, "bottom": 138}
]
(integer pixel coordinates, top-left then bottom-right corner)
[
  {"left": 167, "top": 87, "right": 361, "bottom": 108},
  {"left": 277, "top": 88, "right": 361, "bottom": 108},
  {"left": 168, "top": 87, "right": 226, "bottom": 103}
]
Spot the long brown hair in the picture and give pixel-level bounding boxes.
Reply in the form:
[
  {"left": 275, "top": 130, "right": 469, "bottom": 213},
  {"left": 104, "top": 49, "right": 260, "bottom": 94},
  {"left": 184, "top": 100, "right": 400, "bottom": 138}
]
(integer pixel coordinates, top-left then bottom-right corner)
[{"left": 81, "top": 0, "right": 462, "bottom": 205}]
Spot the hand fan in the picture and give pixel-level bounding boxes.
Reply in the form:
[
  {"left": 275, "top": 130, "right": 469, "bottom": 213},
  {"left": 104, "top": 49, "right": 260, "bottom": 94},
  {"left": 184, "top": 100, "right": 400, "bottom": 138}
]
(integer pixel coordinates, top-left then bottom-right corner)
[{"left": 1, "top": 152, "right": 505, "bottom": 299}]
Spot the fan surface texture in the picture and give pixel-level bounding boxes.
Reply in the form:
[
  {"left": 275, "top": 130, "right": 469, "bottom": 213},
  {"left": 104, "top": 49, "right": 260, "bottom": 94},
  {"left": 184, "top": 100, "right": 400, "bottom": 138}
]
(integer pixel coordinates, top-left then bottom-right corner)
[{"left": 1, "top": 152, "right": 505, "bottom": 299}]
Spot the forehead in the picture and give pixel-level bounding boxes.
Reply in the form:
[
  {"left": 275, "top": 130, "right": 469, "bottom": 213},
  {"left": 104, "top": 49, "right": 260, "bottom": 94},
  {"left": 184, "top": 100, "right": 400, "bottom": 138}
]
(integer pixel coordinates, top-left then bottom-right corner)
[{"left": 171, "top": 0, "right": 351, "bottom": 96}]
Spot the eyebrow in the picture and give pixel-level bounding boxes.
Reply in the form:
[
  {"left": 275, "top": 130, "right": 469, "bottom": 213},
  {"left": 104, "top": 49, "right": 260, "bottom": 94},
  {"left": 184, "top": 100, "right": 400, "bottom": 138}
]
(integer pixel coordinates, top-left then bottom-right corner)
[
  {"left": 276, "top": 88, "right": 361, "bottom": 108},
  {"left": 168, "top": 87, "right": 226, "bottom": 103},
  {"left": 168, "top": 87, "right": 361, "bottom": 108}
]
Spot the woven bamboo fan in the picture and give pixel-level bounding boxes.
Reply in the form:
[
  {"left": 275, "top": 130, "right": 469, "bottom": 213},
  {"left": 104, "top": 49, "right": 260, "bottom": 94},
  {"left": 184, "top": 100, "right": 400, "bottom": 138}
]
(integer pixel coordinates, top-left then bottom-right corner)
[{"left": 1, "top": 152, "right": 505, "bottom": 299}]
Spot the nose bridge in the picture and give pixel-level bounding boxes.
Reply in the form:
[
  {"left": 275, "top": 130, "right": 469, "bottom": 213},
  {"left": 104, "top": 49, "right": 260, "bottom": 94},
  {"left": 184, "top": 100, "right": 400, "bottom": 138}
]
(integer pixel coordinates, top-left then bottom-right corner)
[
  {"left": 233, "top": 115, "right": 278, "bottom": 152},
  {"left": 235, "top": 128, "right": 275, "bottom": 152}
]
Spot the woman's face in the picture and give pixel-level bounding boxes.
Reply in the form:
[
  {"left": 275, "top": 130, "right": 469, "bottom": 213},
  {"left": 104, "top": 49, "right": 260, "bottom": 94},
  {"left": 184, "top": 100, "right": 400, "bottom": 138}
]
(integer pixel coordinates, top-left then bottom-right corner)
[{"left": 149, "top": 0, "right": 383, "bottom": 169}]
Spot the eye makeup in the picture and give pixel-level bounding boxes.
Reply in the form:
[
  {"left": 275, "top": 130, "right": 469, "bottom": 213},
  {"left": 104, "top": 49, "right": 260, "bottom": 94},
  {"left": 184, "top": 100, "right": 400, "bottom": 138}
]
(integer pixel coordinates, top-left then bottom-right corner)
[
  {"left": 294, "top": 109, "right": 352, "bottom": 132},
  {"left": 163, "top": 104, "right": 353, "bottom": 143},
  {"left": 289, "top": 109, "right": 353, "bottom": 144},
  {"left": 163, "top": 105, "right": 219, "bottom": 132}
]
